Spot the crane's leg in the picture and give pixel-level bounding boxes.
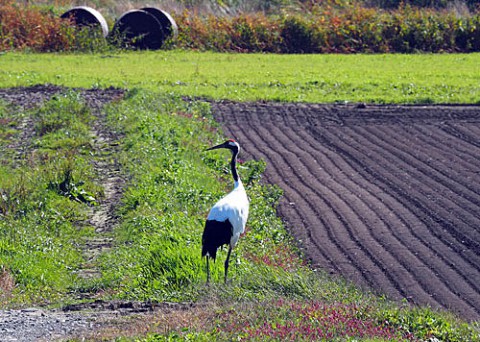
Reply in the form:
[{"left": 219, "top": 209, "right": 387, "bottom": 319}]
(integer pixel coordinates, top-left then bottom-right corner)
[
  {"left": 206, "top": 256, "right": 211, "bottom": 284},
  {"left": 224, "top": 246, "right": 232, "bottom": 284}
]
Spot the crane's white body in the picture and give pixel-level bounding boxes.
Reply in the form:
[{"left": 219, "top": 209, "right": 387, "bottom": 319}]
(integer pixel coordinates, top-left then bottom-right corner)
[{"left": 207, "top": 180, "right": 249, "bottom": 248}]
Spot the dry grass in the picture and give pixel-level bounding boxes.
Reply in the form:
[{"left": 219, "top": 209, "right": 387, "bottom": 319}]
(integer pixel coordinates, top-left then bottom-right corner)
[
  {"left": 26, "top": 0, "right": 221, "bottom": 17},
  {"left": 0, "top": 266, "right": 15, "bottom": 305},
  {"left": 71, "top": 303, "right": 218, "bottom": 340}
]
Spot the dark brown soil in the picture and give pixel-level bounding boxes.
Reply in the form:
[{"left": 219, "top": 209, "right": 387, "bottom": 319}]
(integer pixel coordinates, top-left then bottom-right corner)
[{"left": 211, "top": 101, "right": 480, "bottom": 321}]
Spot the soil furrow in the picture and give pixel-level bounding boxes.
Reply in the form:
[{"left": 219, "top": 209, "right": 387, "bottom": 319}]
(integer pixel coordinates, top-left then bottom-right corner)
[
  {"left": 415, "top": 124, "right": 480, "bottom": 169},
  {"left": 224, "top": 112, "right": 348, "bottom": 272},
  {"left": 222, "top": 118, "right": 344, "bottom": 275},
  {"left": 384, "top": 124, "right": 480, "bottom": 235},
  {"left": 305, "top": 124, "right": 480, "bottom": 286},
  {"left": 263, "top": 112, "right": 480, "bottom": 314},
  {"left": 234, "top": 109, "right": 405, "bottom": 298},
  {"left": 262, "top": 115, "right": 435, "bottom": 303},
  {"left": 330, "top": 124, "right": 478, "bottom": 269},
  {"left": 308, "top": 125, "right": 480, "bottom": 317},
  {"left": 331, "top": 124, "right": 480, "bottom": 259},
  {"left": 342, "top": 125, "right": 480, "bottom": 309},
  {"left": 277, "top": 120, "right": 480, "bottom": 309},
  {"left": 402, "top": 124, "right": 480, "bottom": 192},
  {"left": 357, "top": 125, "right": 480, "bottom": 249},
  {"left": 398, "top": 124, "right": 480, "bottom": 198},
  {"left": 308, "top": 124, "right": 480, "bottom": 274},
  {"left": 440, "top": 123, "right": 480, "bottom": 149}
]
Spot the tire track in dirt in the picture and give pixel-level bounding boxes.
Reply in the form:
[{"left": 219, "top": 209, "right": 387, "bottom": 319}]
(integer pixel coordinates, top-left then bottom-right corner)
[
  {"left": 0, "top": 86, "right": 126, "bottom": 289},
  {"left": 0, "top": 86, "right": 130, "bottom": 340},
  {"left": 211, "top": 101, "right": 480, "bottom": 321},
  {"left": 75, "top": 89, "right": 125, "bottom": 286}
]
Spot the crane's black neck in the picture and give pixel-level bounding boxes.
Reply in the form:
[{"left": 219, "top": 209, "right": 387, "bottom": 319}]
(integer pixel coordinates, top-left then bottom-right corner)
[{"left": 230, "top": 149, "right": 239, "bottom": 183}]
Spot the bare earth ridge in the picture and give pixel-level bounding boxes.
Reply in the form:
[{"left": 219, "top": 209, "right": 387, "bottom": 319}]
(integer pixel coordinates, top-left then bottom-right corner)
[{"left": 210, "top": 100, "right": 480, "bottom": 322}]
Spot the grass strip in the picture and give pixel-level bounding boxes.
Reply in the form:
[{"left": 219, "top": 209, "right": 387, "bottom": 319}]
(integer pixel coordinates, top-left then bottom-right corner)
[{"left": 0, "top": 52, "right": 479, "bottom": 104}]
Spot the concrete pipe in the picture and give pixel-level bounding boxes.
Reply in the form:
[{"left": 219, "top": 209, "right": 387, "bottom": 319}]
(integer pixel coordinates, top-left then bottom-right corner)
[
  {"left": 140, "top": 7, "right": 178, "bottom": 41},
  {"left": 60, "top": 6, "right": 108, "bottom": 37},
  {"left": 111, "top": 10, "right": 164, "bottom": 50}
]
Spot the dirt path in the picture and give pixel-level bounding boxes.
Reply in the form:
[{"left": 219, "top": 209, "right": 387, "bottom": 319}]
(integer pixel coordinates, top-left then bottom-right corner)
[
  {"left": 76, "top": 88, "right": 125, "bottom": 286},
  {"left": 211, "top": 101, "right": 480, "bottom": 321}
]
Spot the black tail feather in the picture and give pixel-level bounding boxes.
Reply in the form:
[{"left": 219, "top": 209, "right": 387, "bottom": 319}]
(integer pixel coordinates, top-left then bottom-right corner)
[{"left": 202, "top": 219, "right": 233, "bottom": 260}]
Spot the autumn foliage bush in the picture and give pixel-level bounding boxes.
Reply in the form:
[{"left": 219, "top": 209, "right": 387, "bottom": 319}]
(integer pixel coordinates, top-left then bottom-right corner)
[
  {"left": 174, "top": 6, "right": 480, "bottom": 53},
  {"left": 0, "top": 0, "right": 74, "bottom": 51},
  {"left": 1, "top": 0, "right": 479, "bottom": 53}
]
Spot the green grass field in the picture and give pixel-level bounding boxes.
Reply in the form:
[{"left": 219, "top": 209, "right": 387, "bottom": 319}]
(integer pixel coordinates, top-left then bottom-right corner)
[
  {"left": 1, "top": 52, "right": 480, "bottom": 341},
  {"left": 1, "top": 51, "right": 479, "bottom": 104}
]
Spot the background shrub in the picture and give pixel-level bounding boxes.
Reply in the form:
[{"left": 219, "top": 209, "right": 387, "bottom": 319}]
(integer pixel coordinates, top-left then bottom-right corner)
[
  {"left": 1, "top": 0, "right": 480, "bottom": 53},
  {"left": 172, "top": 6, "right": 480, "bottom": 53},
  {"left": 0, "top": 0, "right": 73, "bottom": 51}
]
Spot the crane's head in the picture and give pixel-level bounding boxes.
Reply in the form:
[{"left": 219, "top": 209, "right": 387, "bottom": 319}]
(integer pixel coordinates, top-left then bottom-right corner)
[{"left": 206, "top": 139, "right": 240, "bottom": 154}]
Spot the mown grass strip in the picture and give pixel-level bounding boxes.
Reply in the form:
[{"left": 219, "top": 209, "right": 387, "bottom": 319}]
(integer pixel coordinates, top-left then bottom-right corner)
[{"left": 0, "top": 51, "right": 479, "bottom": 104}]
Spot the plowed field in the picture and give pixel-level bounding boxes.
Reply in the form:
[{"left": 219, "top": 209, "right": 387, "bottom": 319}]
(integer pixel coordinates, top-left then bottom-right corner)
[{"left": 211, "top": 101, "right": 480, "bottom": 321}]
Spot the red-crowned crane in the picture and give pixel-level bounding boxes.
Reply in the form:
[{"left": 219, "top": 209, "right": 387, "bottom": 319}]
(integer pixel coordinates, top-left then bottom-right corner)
[{"left": 202, "top": 139, "right": 249, "bottom": 284}]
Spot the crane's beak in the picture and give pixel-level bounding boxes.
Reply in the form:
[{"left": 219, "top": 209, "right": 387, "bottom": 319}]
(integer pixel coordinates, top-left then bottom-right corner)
[{"left": 206, "top": 142, "right": 228, "bottom": 151}]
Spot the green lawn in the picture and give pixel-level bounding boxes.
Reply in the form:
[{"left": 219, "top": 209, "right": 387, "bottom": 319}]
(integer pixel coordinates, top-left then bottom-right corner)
[{"left": 1, "top": 51, "right": 479, "bottom": 104}]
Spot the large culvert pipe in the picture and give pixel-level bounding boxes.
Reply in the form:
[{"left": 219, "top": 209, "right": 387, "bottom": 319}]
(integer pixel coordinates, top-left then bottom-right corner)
[
  {"left": 60, "top": 6, "right": 108, "bottom": 37},
  {"left": 110, "top": 10, "right": 164, "bottom": 50},
  {"left": 140, "top": 7, "right": 178, "bottom": 41}
]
